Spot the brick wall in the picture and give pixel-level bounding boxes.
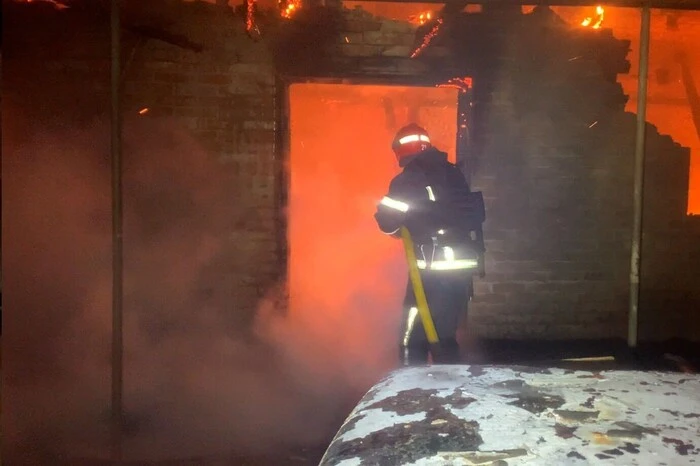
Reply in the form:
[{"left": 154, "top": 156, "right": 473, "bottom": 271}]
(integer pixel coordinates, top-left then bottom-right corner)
[
  {"left": 4, "top": 1, "right": 280, "bottom": 330},
  {"left": 467, "top": 103, "right": 700, "bottom": 340},
  {"left": 121, "top": 7, "right": 280, "bottom": 317},
  {"left": 332, "top": 6, "right": 452, "bottom": 77}
]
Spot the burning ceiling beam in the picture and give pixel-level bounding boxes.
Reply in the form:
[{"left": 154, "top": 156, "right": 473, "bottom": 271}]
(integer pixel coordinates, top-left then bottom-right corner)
[
  {"left": 246, "top": 0, "right": 261, "bottom": 39},
  {"left": 410, "top": 18, "right": 444, "bottom": 58},
  {"left": 410, "top": 0, "right": 468, "bottom": 58}
]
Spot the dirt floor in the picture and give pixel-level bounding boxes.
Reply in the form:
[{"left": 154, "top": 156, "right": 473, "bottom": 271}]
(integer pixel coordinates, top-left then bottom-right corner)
[{"left": 10, "top": 338, "right": 700, "bottom": 466}]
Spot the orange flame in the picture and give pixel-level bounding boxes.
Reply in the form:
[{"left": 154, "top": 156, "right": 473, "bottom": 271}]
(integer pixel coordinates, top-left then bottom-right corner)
[
  {"left": 280, "top": 0, "right": 301, "bottom": 19},
  {"left": 581, "top": 5, "right": 604, "bottom": 29},
  {"left": 138, "top": 108, "right": 149, "bottom": 115},
  {"left": 410, "top": 11, "right": 434, "bottom": 26}
]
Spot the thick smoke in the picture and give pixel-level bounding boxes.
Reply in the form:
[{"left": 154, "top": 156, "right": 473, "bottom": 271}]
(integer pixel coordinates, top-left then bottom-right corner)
[{"left": 3, "top": 114, "right": 403, "bottom": 463}]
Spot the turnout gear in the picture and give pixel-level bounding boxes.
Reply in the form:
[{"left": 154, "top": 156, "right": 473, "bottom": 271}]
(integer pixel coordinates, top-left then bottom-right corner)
[{"left": 375, "top": 138, "right": 485, "bottom": 365}]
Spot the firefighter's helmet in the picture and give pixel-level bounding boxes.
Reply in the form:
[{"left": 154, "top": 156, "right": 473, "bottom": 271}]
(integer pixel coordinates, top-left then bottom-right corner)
[{"left": 392, "top": 123, "right": 431, "bottom": 164}]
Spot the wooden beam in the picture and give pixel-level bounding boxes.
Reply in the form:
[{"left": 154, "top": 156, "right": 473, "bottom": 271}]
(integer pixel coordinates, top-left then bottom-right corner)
[{"left": 350, "top": 0, "right": 700, "bottom": 10}]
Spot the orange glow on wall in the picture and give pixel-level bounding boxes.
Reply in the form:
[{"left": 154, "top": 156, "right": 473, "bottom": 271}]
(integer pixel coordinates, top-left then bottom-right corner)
[
  {"left": 287, "top": 83, "right": 458, "bottom": 358},
  {"left": 550, "top": 6, "right": 700, "bottom": 214}
]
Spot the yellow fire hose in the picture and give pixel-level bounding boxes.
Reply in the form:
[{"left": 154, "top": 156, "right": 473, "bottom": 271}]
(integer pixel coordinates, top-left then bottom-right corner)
[{"left": 400, "top": 227, "right": 439, "bottom": 344}]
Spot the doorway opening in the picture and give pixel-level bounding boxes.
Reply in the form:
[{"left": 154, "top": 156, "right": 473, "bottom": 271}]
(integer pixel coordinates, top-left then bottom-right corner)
[{"left": 286, "top": 83, "right": 459, "bottom": 357}]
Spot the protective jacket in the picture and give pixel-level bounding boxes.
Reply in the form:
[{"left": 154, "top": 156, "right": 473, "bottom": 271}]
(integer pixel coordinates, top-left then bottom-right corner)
[{"left": 374, "top": 147, "right": 482, "bottom": 272}]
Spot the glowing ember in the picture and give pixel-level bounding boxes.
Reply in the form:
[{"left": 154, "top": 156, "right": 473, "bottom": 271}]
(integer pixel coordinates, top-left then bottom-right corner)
[
  {"left": 138, "top": 108, "right": 149, "bottom": 115},
  {"left": 437, "top": 77, "right": 473, "bottom": 93},
  {"left": 15, "top": 0, "right": 69, "bottom": 8},
  {"left": 246, "top": 0, "right": 260, "bottom": 37},
  {"left": 280, "top": 0, "right": 301, "bottom": 19},
  {"left": 581, "top": 5, "right": 604, "bottom": 29},
  {"left": 410, "top": 17, "right": 443, "bottom": 59}
]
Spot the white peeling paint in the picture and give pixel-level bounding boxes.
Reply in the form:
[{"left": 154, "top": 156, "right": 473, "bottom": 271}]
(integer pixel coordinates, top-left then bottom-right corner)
[
  {"left": 320, "top": 365, "right": 700, "bottom": 465},
  {"left": 332, "top": 458, "right": 363, "bottom": 466},
  {"left": 337, "top": 409, "right": 427, "bottom": 443}
]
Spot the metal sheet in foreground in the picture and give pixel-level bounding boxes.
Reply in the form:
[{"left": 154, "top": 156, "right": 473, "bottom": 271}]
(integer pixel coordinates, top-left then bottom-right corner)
[{"left": 319, "top": 365, "right": 700, "bottom": 465}]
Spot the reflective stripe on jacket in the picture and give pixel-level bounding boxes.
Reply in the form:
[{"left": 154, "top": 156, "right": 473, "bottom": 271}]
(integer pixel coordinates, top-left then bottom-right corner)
[{"left": 374, "top": 147, "right": 479, "bottom": 271}]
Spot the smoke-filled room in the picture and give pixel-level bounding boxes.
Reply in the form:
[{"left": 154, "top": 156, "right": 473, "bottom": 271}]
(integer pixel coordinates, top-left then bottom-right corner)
[{"left": 3, "top": 0, "right": 700, "bottom": 464}]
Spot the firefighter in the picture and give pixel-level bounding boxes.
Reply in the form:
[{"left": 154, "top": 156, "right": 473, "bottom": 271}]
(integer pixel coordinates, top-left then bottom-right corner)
[{"left": 375, "top": 123, "right": 484, "bottom": 365}]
